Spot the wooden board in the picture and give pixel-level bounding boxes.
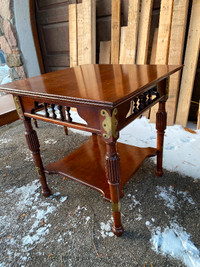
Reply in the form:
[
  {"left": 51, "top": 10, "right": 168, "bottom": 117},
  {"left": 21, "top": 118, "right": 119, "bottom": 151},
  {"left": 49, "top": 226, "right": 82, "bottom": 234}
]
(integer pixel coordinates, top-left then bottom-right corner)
[
  {"left": 136, "top": 0, "right": 153, "bottom": 64},
  {"left": 150, "top": 28, "right": 158, "bottom": 64},
  {"left": 120, "top": 0, "right": 140, "bottom": 64},
  {"left": 119, "top": 26, "right": 127, "bottom": 64},
  {"left": 166, "top": 0, "right": 189, "bottom": 125},
  {"left": 69, "top": 4, "right": 78, "bottom": 67},
  {"left": 0, "top": 94, "right": 18, "bottom": 127},
  {"left": 77, "top": 3, "right": 84, "bottom": 66},
  {"left": 99, "top": 41, "right": 111, "bottom": 64},
  {"left": 111, "top": 0, "right": 121, "bottom": 64},
  {"left": 150, "top": 0, "right": 174, "bottom": 123},
  {"left": 82, "top": 0, "right": 96, "bottom": 64},
  {"left": 143, "top": 28, "right": 158, "bottom": 119},
  {"left": 175, "top": 0, "right": 200, "bottom": 127}
]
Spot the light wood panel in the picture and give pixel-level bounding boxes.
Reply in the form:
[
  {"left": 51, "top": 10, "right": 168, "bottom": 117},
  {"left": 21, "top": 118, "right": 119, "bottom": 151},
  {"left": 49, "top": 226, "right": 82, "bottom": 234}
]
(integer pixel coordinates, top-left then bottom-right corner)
[
  {"left": 166, "top": 0, "right": 189, "bottom": 125},
  {"left": 150, "top": 0, "right": 174, "bottom": 123},
  {"left": 82, "top": 0, "right": 96, "bottom": 64},
  {"left": 143, "top": 28, "right": 158, "bottom": 119},
  {"left": 99, "top": 41, "right": 111, "bottom": 64},
  {"left": 0, "top": 94, "right": 18, "bottom": 127},
  {"left": 176, "top": 0, "right": 200, "bottom": 126},
  {"left": 111, "top": 0, "right": 121, "bottom": 64},
  {"left": 136, "top": 0, "right": 153, "bottom": 64},
  {"left": 69, "top": 4, "right": 77, "bottom": 67},
  {"left": 119, "top": 26, "right": 127, "bottom": 64},
  {"left": 77, "top": 3, "right": 84, "bottom": 65},
  {"left": 120, "top": 0, "right": 140, "bottom": 64}
]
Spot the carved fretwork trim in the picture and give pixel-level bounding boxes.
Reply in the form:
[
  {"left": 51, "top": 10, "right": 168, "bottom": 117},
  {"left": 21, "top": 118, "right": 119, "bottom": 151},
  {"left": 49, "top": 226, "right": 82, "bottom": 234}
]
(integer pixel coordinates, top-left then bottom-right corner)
[
  {"left": 126, "top": 86, "right": 160, "bottom": 119},
  {"left": 101, "top": 108, "right": 118, "bottom": 139},
  {"left": 14, "top": 96, "right": 24, "bottom": 120}
]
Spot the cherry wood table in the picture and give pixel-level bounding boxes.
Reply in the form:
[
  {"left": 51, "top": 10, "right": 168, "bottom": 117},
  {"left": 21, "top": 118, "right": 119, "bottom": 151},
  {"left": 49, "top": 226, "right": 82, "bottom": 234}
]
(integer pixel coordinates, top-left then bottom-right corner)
[{"left": 0, "top": 64, "right": 182, "bottom": 236}]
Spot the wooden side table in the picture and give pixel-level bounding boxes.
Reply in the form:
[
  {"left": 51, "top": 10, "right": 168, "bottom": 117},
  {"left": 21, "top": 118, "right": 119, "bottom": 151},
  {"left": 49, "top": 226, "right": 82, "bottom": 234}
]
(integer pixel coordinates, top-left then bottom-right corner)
[{"left": 0, "top": 64, "right": 182, "bottom": 236}]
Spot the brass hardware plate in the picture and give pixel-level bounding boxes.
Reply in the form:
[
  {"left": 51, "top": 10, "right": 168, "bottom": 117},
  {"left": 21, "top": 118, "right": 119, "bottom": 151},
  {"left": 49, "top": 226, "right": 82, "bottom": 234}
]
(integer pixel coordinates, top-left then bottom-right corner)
[
  {"left": 111, "top": 201, "right": 121, "bottom": 212},
  {"left": 14, "top": 96, "right": 24, "bottom": 120},
  {"left": 36, "top": 167, "right": 42, "bottom": 178},
  {"left": 101, "top": 108, "right": 118, "bottom": 139}
]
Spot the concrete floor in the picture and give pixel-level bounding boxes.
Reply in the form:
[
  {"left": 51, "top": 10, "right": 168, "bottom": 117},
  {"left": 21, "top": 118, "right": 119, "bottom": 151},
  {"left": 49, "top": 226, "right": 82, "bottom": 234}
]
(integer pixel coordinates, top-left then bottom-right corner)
[{"left": 0, "top": 120, "right": 199, "bottom": 267}]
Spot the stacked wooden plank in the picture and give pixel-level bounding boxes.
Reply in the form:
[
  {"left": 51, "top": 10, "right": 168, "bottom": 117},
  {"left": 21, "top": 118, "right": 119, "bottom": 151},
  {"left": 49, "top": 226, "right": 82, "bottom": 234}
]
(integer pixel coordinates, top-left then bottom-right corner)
[
  {"left": 69, "top": 0, "right": 96, "bottom": 67},
  {"left": 69, "top": 0, "right": 199, "bottom": 127}
]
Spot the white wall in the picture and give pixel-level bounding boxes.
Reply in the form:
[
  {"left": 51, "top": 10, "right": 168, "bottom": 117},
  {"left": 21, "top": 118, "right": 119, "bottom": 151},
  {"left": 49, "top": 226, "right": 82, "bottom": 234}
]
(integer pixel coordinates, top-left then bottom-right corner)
[{"left": 14, "top": 0, "right": 41, "bottom": 77}]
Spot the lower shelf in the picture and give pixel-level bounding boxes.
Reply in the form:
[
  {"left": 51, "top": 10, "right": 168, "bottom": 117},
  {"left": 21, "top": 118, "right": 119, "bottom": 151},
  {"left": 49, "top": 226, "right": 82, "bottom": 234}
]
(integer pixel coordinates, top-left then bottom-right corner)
[{"left": 45, "top": 135, "right": 157, "bottom": 201}]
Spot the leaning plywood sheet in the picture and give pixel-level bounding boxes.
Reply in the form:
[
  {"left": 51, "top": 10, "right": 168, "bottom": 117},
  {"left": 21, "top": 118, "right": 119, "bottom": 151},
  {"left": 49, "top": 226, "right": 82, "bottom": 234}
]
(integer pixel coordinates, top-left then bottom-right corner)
[
  {"left": 111, "top": 0, "right": 121, "bottom": 64},
  {"left": 136, "top": 0, "right": 153, "bottom": 64},
  {"left": 99, "top": 41, "right": 111, "bottom": 64},
  {"left": 119, "top": 0, "right": 140, "bottom": 64},
  {"left": 82, "top": 0, "right": 96, "bottom": 64},
  {"left": 69, "top": 4, "right": 78, "bottom": 67},
  {"left": 166, "top": 0, "right": 189, "bottom": 125},
  {"left": 176, "top": 0, "right": 200, "bottom": 127},
  {"left": 150, "top": 0, "right": 174, "bottom": 123}
]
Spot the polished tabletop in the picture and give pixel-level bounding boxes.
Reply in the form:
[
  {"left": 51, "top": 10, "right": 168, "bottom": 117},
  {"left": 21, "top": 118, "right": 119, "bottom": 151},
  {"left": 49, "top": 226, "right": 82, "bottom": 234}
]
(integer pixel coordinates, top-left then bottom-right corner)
[{"left": 0, "top": 64, "right": 182, "bottom": 107}]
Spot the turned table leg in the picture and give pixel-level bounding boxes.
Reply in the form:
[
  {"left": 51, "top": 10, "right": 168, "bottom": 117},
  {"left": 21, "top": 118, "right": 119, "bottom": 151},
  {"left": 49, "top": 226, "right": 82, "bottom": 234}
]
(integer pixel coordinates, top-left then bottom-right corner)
[
  {"left": 155, "top": 100, "right": 167, "bottom": 176},
  {"left": 24, "top": 117, "right": 51, "bottom": 197},
  {"left": 105, "top": 142, "right": 124, "bottom": 236}
]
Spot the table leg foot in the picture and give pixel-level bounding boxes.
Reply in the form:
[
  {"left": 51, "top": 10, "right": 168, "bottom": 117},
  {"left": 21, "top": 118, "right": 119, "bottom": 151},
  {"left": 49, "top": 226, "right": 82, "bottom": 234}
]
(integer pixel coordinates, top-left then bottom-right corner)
[
  {"left": 42, "top": 187, "right": 52, "bottom": 197},
  {"left": 112, "top": 225, "right": 124, "bottom": 237},
  {"left": 155, "top": 169, "right": 164, "bottom": 177}
]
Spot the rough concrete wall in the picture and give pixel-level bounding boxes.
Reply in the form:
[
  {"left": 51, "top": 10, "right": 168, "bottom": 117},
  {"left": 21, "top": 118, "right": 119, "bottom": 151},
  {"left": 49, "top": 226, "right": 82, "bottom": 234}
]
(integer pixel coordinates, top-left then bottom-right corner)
[{"left": 0, "top": 0, "right": 26, "bottom": 80}]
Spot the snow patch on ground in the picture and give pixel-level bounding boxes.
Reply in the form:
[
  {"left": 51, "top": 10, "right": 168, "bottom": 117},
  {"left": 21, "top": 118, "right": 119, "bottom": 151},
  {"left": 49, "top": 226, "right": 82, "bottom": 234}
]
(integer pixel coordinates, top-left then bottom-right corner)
[
  {"left": 100, "top": 218, "right": 114, "bottom": 238},
  {"left": 0, "top": 65, "right": 12, "bottom": 88},
  {"left": 0, "top": 138, "right": 12, "bottom": 145},
  {"left": 0, "top": 180, "right": 68, "bottom": 262},
  {"left": 156, "top": 186, "right": 195, "bottom": 210},
  {"left": 118, "top": 116, "right": 200, "bottom": 180},
  {"left": 150, "top": 223, "right": 200, "bottom": 267}
]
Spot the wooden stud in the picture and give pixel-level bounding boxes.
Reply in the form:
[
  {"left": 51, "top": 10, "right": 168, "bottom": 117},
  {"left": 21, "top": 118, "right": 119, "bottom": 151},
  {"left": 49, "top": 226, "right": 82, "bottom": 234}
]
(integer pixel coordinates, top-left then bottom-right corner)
[
  {"left": 136, "top": 0, "right": 153, "bottom": 64},
  {"left": 142, "top": 28, "right": 158, "bottom": 119},
  {"left": 120, "top": 0, "right": 140, "bottom": 64},
  {"left": 82, "top": 0, "right": 96, "bottom": 64},
  {"left": 119, "top": 26, "right": 127, "bottom": 64},
  {"left": 166, "top": 0, "right": 189, "bottom": 125},
  {"left": 175, "top": 0, "right": 200, "bottom": 127},
  {"left": 111, "top": 0, "right": 121, "bottom": 64},
  {"left": 150, "top": 28, "right": 158, "bottom": 64},
  {"left": 150, "top": 0, "right": 174, "bottom": 123},
  {"left": 99, "top": 41, "right": 111, "bottom": 64},
  {"left": 77, "top": 3, "right": 84, "bottom": 66},
  {"left": 69, "top": 4, "right": 78, "bottom": 67}
]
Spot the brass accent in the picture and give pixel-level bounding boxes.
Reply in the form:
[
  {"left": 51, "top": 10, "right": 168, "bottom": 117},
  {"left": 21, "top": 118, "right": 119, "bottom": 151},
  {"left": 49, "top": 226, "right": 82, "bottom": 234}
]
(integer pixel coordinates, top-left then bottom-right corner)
[
  {"left": 36, "top": 167, "right": 42, "bottom": 178},
  {"left": 111, "top": 201, "right": 121, "bottom": 212},
  {"left": 14, "top": 96, "right": 24, "bottom": 120},
  {"left": 101, "top": 108, "right": 118, "bottom": 139}
]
